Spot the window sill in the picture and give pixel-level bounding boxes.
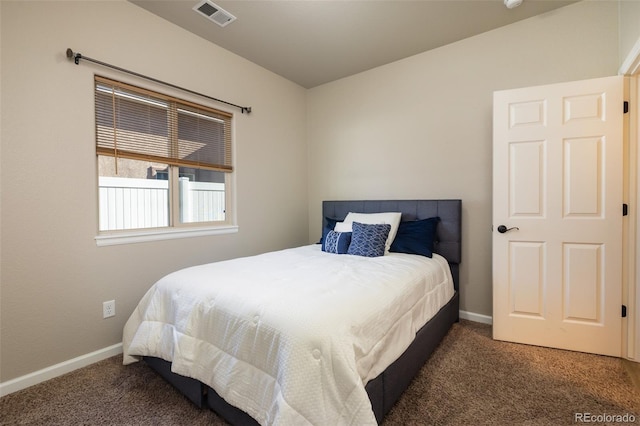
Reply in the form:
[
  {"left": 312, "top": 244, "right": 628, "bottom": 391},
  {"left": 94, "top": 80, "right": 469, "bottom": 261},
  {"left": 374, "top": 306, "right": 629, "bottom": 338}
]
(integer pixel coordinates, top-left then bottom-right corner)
[{"left": 95, "top": 225, "right": 238, "bottom": 247}]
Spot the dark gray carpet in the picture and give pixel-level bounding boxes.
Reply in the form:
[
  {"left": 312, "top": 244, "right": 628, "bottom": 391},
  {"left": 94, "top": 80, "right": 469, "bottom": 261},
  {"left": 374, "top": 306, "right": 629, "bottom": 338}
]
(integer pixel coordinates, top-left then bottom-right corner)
[{"left": 1, "top": 320, "right": 638, "bottom": 425}]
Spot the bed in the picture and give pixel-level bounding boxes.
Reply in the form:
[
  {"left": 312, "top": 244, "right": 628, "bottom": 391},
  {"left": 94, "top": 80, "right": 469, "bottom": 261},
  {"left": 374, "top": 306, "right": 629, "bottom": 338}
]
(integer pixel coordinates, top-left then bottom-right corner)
[{"left": 123, "top": 199, "right": 461, "bottom": 425}]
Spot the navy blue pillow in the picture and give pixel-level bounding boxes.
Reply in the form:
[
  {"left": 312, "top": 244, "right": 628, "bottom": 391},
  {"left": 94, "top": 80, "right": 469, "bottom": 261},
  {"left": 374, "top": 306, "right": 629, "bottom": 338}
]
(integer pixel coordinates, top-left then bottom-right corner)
[
  {"left": 318, "top": 217, "right": 340, "bottom": 245},
  {"left": 389, "top": 217, "right": 440, "bottom": 258},
  {"left": 347, "top": 222, "right": 391, "bottom": 258},
  {"left": 322, "top": 230, "right": 352, "bottom": 254}
]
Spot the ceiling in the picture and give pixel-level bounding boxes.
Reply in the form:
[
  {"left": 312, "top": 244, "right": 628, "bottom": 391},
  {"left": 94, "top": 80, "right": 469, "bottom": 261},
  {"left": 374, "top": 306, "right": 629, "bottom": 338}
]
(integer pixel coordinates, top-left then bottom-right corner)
[{"left": 131, "top": 0, "right": 578, "bottom": 89}]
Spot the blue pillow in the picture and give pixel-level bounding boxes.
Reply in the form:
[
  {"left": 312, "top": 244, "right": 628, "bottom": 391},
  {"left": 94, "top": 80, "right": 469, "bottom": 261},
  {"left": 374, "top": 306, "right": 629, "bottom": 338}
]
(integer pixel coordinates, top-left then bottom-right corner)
[
  {"left": 318, "top": 217, "right": 340, "bottom": 244},
  {"left": 347, "top": 222, "right": 391, "bottom": 258},
  {"left": 322, "top": 230, "right": 352, "bottom": 254},
  {"left": 390, "top": 217, "right": 440, "bottom": 258}
]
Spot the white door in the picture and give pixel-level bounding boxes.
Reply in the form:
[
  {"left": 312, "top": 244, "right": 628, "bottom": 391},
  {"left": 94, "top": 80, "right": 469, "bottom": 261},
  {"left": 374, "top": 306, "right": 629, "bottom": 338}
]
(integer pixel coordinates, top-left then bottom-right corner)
[{"left": 493, "top": 76, "right": 624, "bottom": 357}]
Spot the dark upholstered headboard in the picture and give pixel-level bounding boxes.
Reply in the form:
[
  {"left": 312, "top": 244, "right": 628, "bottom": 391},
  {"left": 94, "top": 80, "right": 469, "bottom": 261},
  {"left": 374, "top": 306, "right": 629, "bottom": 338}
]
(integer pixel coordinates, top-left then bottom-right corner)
[{"left": 322, "top": 199, "right": 462, "bottom": 289}]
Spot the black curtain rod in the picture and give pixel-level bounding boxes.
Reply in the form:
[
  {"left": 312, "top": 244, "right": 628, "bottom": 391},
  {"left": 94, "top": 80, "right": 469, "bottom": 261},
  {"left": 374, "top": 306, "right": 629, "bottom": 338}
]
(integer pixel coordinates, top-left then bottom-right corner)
[{"left": 66, "top": 48, "right": 252, "bottom": 114}]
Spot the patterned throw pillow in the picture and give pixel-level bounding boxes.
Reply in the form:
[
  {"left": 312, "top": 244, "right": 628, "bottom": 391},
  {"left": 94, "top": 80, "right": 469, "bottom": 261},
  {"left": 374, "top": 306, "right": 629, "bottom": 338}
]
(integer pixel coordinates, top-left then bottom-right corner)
[
  {"left": 322, "top": 230, "right": 352, "bottom": 254},
  {"left": 318, "top": 217, "right": 340, "bottom": 245},
  {"left": 347, "top": 222, "right": 391, "bottom": 257},
  {"left": 342, "top": 212, "right": 401, "bottom": 253}
]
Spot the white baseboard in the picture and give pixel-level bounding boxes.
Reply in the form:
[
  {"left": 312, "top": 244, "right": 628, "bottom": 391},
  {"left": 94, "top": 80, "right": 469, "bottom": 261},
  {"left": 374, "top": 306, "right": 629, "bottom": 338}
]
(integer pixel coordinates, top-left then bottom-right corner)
[
  {"left": 460, "top": 310, "right": 493, "bottom": 325},
  {"left": 0, "top": 343, "right": 123, "bottom": 397}
]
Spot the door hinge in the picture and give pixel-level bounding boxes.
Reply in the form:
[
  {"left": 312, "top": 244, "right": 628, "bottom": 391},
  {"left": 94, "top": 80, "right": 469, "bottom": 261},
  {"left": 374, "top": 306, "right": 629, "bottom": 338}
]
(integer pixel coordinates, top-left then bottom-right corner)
[
  {"left": 623, "top": 203, "right": 629, "bottom": 216},
  {"left": 622, "top": 305, "right": 627, "bottom": 318},
  {"left": 624, "top": 101, "right": 629, "bottom": 114}
]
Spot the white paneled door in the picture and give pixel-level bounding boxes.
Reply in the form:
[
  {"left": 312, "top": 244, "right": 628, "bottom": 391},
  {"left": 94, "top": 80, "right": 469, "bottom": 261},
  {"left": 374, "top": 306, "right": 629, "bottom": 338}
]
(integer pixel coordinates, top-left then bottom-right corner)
[{"left": 493, "top": 76, "right": 624, "bottom": 357}]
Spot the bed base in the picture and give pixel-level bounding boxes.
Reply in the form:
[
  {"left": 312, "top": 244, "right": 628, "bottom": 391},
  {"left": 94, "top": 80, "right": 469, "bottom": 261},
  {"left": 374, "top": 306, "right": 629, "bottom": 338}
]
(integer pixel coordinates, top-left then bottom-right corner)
[{"left": 143, "top": 291, "right": 458, "bottom": 424}]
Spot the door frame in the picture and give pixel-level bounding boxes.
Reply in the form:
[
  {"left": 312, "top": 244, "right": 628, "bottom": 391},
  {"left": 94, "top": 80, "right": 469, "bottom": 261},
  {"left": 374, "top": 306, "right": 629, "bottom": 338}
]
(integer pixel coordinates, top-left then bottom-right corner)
[{"left": 619, "top": 38, "right": 640, "bottom": 362}]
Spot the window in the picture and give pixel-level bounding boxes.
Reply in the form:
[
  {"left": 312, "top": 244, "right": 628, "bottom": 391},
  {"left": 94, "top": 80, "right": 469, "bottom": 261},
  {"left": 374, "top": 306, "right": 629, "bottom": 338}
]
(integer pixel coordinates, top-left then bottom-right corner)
[{"left": 95, "top": 76, "right": 234, "bottom": 237}]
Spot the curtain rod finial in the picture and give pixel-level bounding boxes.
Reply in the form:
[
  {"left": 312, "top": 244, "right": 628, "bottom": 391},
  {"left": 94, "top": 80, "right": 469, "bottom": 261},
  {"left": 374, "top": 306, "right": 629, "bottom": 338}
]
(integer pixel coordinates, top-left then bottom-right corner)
[
  {"left": 66, "top": 48, "right": 81, "bottom": 65},
  {"left": 242, "top": 107, "right": 252, "bottom": 114}
]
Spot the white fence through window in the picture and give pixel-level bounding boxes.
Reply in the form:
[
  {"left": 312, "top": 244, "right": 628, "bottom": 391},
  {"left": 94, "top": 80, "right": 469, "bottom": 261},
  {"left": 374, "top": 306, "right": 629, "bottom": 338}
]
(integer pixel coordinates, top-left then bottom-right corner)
[
  {"left": 178, "top": 177, "right": 226, "bottom": 224},
  {"left": 99, "top": 176, "right": 225, "bottom": 231}
]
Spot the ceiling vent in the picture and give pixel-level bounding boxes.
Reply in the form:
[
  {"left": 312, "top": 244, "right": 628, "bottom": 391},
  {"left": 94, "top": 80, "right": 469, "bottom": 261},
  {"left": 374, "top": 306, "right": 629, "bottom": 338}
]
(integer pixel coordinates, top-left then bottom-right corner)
[{"left": 193, "top": 0, "right": 236, "bottom": 27}]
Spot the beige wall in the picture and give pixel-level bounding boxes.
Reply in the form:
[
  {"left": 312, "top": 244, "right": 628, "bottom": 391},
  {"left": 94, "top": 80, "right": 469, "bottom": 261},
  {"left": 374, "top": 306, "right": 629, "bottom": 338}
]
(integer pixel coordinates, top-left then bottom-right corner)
[
  {"left": 0, "top": 1, "right": 308, "bottom": 381},
  {"left": 620, "top": 0, "right": 640, "bottom": 63},
  {"left": 307, "top": 0, "right": 620, "bottom": 317}
]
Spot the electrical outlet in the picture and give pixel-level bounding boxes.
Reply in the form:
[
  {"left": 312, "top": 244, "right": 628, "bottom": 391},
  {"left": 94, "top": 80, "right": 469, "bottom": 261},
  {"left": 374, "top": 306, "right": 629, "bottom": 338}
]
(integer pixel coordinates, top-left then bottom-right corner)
[{"left": 103, "top": 300, "right": 115, "bottom": 318}]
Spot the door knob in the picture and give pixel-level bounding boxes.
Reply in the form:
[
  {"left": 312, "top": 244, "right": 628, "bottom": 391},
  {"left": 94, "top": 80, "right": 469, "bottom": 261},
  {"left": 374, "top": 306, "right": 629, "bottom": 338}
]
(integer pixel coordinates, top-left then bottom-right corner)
[{"left": 497, "top": 225, "right": 519, "bottom": 233}]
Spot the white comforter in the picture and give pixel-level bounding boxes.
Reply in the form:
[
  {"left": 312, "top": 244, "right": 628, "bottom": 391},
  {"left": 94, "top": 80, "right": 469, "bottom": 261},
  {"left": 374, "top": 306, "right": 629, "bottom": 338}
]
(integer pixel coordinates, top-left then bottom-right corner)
[{"left": 123, "top": 244, "right": 454, "bottom": 426}]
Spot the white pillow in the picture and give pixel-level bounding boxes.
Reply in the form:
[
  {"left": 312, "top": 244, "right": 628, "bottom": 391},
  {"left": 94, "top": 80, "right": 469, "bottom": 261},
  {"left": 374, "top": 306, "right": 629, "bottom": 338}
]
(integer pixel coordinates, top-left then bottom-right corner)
[
  {"left": 334, "top": 221, "right": 351, "bottom": 233},
  {"left": 340, "top": 212, "right": 402, "bottom": 253}
]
